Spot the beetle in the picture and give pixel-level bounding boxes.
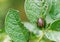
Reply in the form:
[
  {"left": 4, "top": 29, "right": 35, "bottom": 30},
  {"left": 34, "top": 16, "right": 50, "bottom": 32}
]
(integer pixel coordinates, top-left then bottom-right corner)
[{"left": 37, "top": 18, "right": 46, "bottom": 28}]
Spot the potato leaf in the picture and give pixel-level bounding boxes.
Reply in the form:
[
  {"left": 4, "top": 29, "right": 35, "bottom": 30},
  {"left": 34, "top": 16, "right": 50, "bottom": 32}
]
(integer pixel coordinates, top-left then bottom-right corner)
[
  {"left": 24, "top": 0, "right": 52, "bottom": 24},
  {"left": 46, "top": 13, "right": 54, "bottom": 24},
  {"left": 49, "top": 0, "right": 60, "bottom": 19},
  {"left": 23, "top": 22, "right": 43, "bottom": 37},
  {"left": 50, "top": 20, "right": 60, "bottom": 31},
  {"left": 45, "top": 31, "right": 60, "bottom": 42},
  {"left": 5, "top": 9, "right": 29, "bottom": 42},
  {"left": 45, "top": 20, "right": 60, "bottom": 41}
]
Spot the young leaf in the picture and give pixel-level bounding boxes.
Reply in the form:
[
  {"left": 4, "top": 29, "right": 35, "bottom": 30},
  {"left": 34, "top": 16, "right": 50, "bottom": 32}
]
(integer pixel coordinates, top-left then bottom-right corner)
[
  {"left": 49, "top": 0, "right": 60, "bottom": 19},
  {"left": 50, "top": 20, "right": 60, "bottom": 31},
  {"left": 23, "top": 22, "right": 43, "bottom": 37},
  {"left": 5, "top": 9, "right": 29, "bottom": 42},
  {"left": 45, "top": 30, "right": 60, "bottom": 42},
  {"left": 24, "top": 0, "right": 52, "bottom": 24}
]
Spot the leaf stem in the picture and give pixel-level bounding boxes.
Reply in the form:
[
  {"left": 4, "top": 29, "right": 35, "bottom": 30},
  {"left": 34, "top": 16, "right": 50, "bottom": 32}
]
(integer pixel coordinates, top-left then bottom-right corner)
[{"left": 38, "top": 28, "right": 44, "bottom": 42}]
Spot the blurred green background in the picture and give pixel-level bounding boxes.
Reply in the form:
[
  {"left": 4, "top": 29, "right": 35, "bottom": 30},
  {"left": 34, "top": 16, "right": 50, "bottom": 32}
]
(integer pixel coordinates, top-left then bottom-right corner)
[
  {"left": 0, "top": 0, "right": 28, "bottom": 42},
  {"left": 0, "top": 0, "right": 28, "bottom": 30}
]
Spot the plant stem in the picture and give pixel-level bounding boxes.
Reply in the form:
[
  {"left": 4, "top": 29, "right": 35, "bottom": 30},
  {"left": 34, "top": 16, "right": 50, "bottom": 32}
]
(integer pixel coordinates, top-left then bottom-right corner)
[{"left": 38, "top": 29, "right": 44, "bottom": 42}]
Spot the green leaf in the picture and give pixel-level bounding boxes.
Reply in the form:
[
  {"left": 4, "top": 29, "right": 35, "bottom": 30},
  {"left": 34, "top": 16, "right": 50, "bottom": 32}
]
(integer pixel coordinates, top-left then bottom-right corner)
[
  {"left": 46, "top": 13, "right": 54, "bottom": 24},
  {"left": 23, "top": 22, "right": 43, "bottom": 37},
  {"left": 50, "top": 20, "right": 60, "bottom": 31},
  {"left": 45, "top": 20, "right": 60, "bottom": 42},
  {"left": 45, "top": 30, "right": 60, "bottom": 42},
  {"left": 46, "top": 0, "right": 52, "bottom": 12},
  {"left": 5, "top": 9, "right": 29, "bottom": 42},
  {"left": 24, "top": 0, "right": 52, "bottom": 24},
  {"left": 49, "top": 0, "right": 60, "bottom": 19}
]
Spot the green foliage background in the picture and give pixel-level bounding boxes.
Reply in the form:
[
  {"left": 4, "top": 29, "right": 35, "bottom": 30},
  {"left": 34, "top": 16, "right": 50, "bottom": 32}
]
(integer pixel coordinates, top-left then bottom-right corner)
[
  {"left": 0, "top": 0, "right": 60, "bottom": 42},
  {"left": 0, "top": 0, "right": 26, "bottom": 42}
]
